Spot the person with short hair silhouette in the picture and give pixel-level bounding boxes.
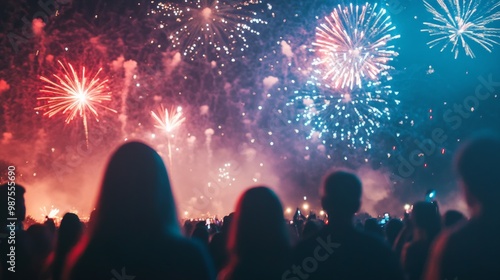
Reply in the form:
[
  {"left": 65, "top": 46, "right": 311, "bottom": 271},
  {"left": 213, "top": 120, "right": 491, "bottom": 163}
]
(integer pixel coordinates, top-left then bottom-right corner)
[
  {"left": 401, "top": 201, "right": 441, "bottom": 280},
  {"left": 209, "top": 213, "right": 233, "bottom": 273},
  {"left": 386, "top": 219, "right": 404, "bottom": 248},
  {"left": 291, "top": 170, "right": 404, "bottom": 280},
  {"left": 442, "top": 209, "right": 466, "bottom": 228},
  {"left": 425, "top": 133, "right": 500, "bottom": 280},
  {"left": 192, "top": 221, "right": 209, "bottom": 247},
  {"left": 43, "top": 213, "right": 83, "bottom": 280},
  {"left": 364, "top": 218, "right": 384, "bottom": 238}
]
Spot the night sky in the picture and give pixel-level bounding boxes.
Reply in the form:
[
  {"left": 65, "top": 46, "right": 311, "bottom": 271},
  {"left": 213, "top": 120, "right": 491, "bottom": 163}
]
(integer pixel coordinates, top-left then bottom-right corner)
[{"left": 1, "top": 0, "right": 499, "bottom": 217}]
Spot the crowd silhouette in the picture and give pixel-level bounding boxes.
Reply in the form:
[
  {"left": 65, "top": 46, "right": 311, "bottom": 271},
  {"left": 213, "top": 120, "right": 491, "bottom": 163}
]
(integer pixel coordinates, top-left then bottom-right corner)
[{"left": 1, "top": 133, "right": 499, "bottom": 280}]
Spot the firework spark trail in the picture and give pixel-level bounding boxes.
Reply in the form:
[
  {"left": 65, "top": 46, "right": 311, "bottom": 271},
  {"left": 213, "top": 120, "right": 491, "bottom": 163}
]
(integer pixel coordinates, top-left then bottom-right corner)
[
  {"left": 150, "top": 0, "right": 269, "bottom": 60},
  {"left": 313, "top": 3, "right": 400, "bottom": 90},
  {"left": 36, "top": 61, "right": 116, "bottom": 145},
  {"left": 120, "top": 60, "right": 137, "bottom": 137},
  {"left": 151, "top": 105, "right": 186, "bottom": 166},
  {"left": 422, "top": 0, "right": 500, "bottom": 58}
]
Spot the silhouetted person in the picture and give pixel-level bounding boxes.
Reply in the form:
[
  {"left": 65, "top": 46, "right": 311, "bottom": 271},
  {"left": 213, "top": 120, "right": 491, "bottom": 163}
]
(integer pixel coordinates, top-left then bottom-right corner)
[
  {"left": 425, "top": 133, "right": 500, "bottom": 280},
  {"left": 26, "top": 224, "right": 54, "bottom": 280},
  {"left": 364, "top": 218, "right": 384, "bottom": 238},
  {"left": 302, "top": 219, "right": 323, "bottom": 240},
  {"left": 218, "top": 187, "right": 291, "bottom": 280},
  {"left": 354, "top": 219, "right": 364, "bottom": 231},
  {"left": 288, "top": 222, "right": 300, "bottom": 246},
  {"left": 291, "top": 171, "right": 405, "bottom": 280},
  {"left": 293, "top": 207, "right": 306, "bottom": 223},
  {"left": 183, "top": 220, "right": 194, "bottom": 237},
  {"left": 192, "top": 221, "right": 209, "bottom": 247},
  {"left": 393, "top": 212, "right": 412, "bottom": 259},
  {"left": 293, "top": 208, "right": 306, "bottom": 238},
  {"left": 209, "top": 213, "right": 233, "bottom": 273},
  {"left": 64, "top": 142, "right": 215, "bottom": 280},
  {"left": 0, "top": 183, "right": 34, "bottom": 280},
  {"left": 401, "top": 201, "right": 441, "bottom": 280},
  {"left": 442, "top": 209, "right": 466, "bottom": 228},
  {"left": 44, "top": 213, "right": 83, "bottom": 280},
  {"left": 386, "top": 219, "right": 404, "bottom": 248},
  {"left": 43, "top": 218, "right": 57, "bottom": 238},
  {"left": 307, "top": 212, "right": 317, "bottom": 220},
  {"left": 87, "top": 209, "right": 97, "bottom": 231}
]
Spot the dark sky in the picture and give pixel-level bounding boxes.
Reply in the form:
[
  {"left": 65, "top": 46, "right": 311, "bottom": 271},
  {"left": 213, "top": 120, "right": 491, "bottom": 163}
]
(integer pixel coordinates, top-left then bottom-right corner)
[{"left": 1, "top": 0, "right": 499, "bottom": 213}]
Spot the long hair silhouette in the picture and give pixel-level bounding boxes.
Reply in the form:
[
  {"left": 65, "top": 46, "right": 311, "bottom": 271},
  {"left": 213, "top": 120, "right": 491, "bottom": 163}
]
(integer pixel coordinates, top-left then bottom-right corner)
[
  {"left": 64, "top": 142, "right": 214, "bottom": 280},
  {"left": 221, "top": 186, "right": 290, "bottom": 280}
]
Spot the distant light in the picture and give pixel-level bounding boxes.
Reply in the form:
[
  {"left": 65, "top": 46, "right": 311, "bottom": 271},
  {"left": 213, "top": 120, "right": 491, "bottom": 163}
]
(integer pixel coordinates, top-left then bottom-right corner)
[
  {"left": 319, "top": 210, "right": 325, "bottom": 216},
  {"left": 303, "top": 196, "right": 307, "bottom": 200},
  {"left": 286, "top": 207, "right": 292, "bottom": 214},
  {"left": 303, "top": 203, "right": 309, "bottom": 210}
]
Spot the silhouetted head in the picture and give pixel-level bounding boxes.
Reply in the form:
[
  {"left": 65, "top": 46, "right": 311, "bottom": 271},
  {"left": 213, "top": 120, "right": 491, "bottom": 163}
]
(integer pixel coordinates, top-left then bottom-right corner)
[
  {"left": 183, "top": 220, "right": 194, "bottom": 236},
  {"left": 364, "top": 218, "right": 383, "bottom": 237},
  {"left": 87, "top": 209, "right": 97, "bottom": 229},
  {"left": 308, "top": 212, "right": 317, "bottom": 220},
  {"left": 27, "top": 223, "right": 53, "bottom": 257},
  {"left": 52, "top": 213, "right": 83, "bottom": 280},
  {"left": 455, "top": 132, "right": 500, "bottom": 212},
  {"left": 221, "top": 213, "right": 234, "bottom": 234},
  {"left": 302, "top": 219, "right": 323, "bottom": 240},
  {"left": 195, "top": 221, "right": 207, "bottom": 229},
  {"left": 443, "top": 210, "right": 466, "bottom": 228},
  {"left": 57, "top": 213, "right": 83, "bottom": 255},
  {"left": 90, "top": 141, "right": 180, "bottom": 240},
  {"left": 44, "top": 218, "right": 56, "bottom": 235},
  {"left": 191, "top": 226, "right": 209, "bottom": 246},
  {"left": 410, "top": 201, "right": 441, "bottom": 240},
  {"left": 321, "top": 171, "right": 362, "bottom": 220},
  {"left": 228, "top": 186, "right": 290, "bottom": 260},
  {"left": 385, "top": 219, "right": 404, "bottom": 246},
  {"left": 0, "top": 183, "right": 26, "bottom": 227}
]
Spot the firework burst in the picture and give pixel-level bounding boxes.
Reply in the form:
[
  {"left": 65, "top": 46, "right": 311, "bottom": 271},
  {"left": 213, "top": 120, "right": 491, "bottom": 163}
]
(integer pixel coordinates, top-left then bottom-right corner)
[
  {"left": 150, "top": 0, "right": 269, "bottom": 60},
  {"left": 313, "top": 3, "right": 400, "bottom": 90},
  {"left": 214, "top": 162, "right": 236, "bottom": 187},
  {"left": 422, "top": 0, "right": 500, "bottom": 59},
  {"left": 151, "top": 105, "right": 186, "bottom": 166},
  {"left": 151, "top": 105, "right": 186, "bottom": 133},
  {"left": 288, "top": 3, "right": 401, "bottom": 151},
  {"left": 40, "top": 206, "right": 60, "bottom": 219},
  {"left": 36, "top": 61, "right": 116, "bottom": 145},
  {"left": 290, "top": 74, "right": 399, "bottom": 151}
]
